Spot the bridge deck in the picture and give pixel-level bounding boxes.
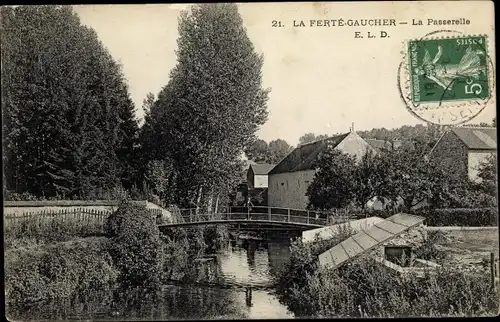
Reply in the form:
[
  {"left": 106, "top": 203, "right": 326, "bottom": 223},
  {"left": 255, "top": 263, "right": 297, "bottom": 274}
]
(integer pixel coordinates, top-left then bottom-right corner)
[{"left": 159, "top": 209, "right": 352, "bottom": 230}]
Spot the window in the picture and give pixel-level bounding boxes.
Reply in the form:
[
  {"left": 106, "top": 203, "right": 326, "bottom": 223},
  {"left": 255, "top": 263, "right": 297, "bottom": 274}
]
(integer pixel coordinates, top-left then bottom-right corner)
[{"left": 384, "top": 246, "right": 412, "bottom": 267}]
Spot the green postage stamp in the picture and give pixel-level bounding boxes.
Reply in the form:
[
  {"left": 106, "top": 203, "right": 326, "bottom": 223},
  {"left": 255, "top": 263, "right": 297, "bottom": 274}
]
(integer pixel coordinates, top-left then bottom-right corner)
[
  {"left": 409, "top": 36, "right": 489, "bottom": 103},
  {"left": 399, "top": 31, "right": 494, "bottom": 125}
]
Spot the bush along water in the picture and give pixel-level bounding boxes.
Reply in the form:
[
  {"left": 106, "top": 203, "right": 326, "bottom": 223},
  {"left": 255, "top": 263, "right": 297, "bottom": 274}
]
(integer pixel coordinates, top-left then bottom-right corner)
[
  {"left": 160, "top": 225, "right": 230, "bottom": 283},
  {"left": 275, "top": 230, "right": 499, "bottom": 318},
  {"left": 105, "top": 201, "right": 164, "bottom": 299},
  {"left": 5, "top": 237, "right": 118, "bottom": 312}
]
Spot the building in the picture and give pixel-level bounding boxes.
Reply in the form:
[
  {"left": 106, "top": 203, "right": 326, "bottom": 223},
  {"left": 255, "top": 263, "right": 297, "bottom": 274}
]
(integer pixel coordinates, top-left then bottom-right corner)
[
  {"left": 267, "top": 131, "right": 376, "bottom": 209},
  {"left": 247, "top": 164, "right": 275, "bottom": 189},
  {"left": 429, "top": 127, "right": 497, "bottom": 181},
  {"left": 365, "top": 138, "right": 402, "bottom": 152},
  {"left": 317, "top": 213, "right": 440, "bottom": 276},
  {"left": 240, "top": 151, "right": 257, "bottom": 169},
  {"left": 233, "top": 152, "right": 258, "bottom": 205}
]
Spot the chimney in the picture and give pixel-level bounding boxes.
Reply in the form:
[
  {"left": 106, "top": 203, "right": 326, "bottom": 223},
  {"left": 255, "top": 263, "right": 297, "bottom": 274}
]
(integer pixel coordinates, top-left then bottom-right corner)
[
  {"left": 392, "top": 138, "right": 402, "bottom": 150},
  {"left": 350, "top": 122, "right": 355, "bottom": 133}
]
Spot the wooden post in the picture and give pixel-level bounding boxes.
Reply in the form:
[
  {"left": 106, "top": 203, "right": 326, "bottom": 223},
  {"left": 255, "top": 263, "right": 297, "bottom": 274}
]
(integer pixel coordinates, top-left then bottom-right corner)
[
  {"left": 287, "top": 208, "right": 291, "bottom": 222},
  {"left": 491, "top": 252, "right": 497, "bottom": 291},
  {"left": 307, "top": 210, "right": 310, "bottom": 224},
  {"left": 268, "top": 207, "right": 272, "bottom": 221}
]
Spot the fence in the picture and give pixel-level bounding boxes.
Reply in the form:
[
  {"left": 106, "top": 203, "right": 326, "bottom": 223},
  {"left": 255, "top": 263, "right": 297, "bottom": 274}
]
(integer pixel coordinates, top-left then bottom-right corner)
[{"left": 4, "top": 207, "right": 164, "bottom": 227}]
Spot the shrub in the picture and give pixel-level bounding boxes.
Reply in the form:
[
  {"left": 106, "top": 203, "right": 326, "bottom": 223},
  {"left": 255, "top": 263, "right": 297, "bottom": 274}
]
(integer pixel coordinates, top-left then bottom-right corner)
[
  {"left": 413, "top": 230, "right": 448, "bottom": 261},
  {"left": 160, "top": 228, "right": 192, "bottom": 282},
  {"left": 276, "top": 222, "right": 498, "bottom": 318},
  {"left": 275, "top": 224, "right": 354, "bottom": 304},
  {"left": 4, "top": 216, "right": 105, "bottom": 248},
  {"left": 3, "top": 191, "right": 41, "bottom": 201},
  {"left": 105, "top": 201, "right": 163, "bottom": 290},
  {"left": 4, "top": 237, "right": 117, "bottom": 308},
  {"left": 420, "top": 208, "right": 498, "bottom": 226},
  {"left": 278, "top": 257, "right": 498, "bottom": 318},
  {"left": 159, "top": 225, "right": 229, "bottom": 283}
]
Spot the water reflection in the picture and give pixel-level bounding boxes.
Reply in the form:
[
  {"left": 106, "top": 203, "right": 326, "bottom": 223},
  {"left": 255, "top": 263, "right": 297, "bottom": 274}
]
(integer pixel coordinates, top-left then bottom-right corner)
[{"left": 7, "top": 235, "right": 294, "bottom": 320}]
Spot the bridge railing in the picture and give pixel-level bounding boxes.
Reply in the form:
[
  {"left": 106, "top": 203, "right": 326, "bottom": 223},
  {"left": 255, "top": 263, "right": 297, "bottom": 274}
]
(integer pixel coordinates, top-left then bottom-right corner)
[
  {"left": 176, "top": 211, "right": 351, "bottom": 227},
  {"left": 175, "top": 206, "right": 353, "bottom": 226}
]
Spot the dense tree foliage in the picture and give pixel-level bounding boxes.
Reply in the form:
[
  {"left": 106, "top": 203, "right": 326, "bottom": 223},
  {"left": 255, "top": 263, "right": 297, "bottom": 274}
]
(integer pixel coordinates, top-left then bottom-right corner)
[
  {"left": 475, "top": 154, "right": 498, "bottom": 205},
  {"left": 244, "top": 139, "right": 269, "bottom": 163},
  {"left": 298, "top": 133, "right": 329, "bottom": 146},
  {"left": 307, "top": 142, "right": 495, "bottom": 212},
  {"left": 375, "top": 145, "right": 444, "bottom": 211},
  {"left": 140, "top": 4, "right": 269, "bottom": 208},
  {"left": 244, "top": 138, "right": 294, "bottom": 164},
  {"left": 1, "top": 5, "right": 138, "bottom": 198},
  {"left": 357, "top": 123, "right": 444, "bottom": 151},
  {"left": 353, "top": 150, "right": 383, "bottom": 210},
  {"left": 267, "top": 139, "right": 294, "bottom": 163},
  {"left": 306, "top": 149, "right": 358, "bottom": 210}
]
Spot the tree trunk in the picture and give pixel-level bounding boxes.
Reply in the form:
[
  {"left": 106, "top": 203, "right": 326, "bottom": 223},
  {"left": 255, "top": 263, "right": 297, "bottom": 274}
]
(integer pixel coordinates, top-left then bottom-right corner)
[
  {"left": 196, "top": 185, "right": 203, "bottom": 215},
  {"left": 207, "top": 191, "right": 213, "bottom": 214},
  {"left": 214, "top": 194, "right": 220, "bottom": 214}
]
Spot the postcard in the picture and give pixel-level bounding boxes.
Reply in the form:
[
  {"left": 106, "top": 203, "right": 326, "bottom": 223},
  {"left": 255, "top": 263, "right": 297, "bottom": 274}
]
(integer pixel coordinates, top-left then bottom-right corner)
[{"left": 2, "top": 2, "right": 497, "bottom": 320}]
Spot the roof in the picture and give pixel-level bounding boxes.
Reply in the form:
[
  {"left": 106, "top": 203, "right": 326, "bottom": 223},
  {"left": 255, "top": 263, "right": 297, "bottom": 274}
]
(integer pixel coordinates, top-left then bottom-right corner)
[
  {"left": 249, "top": 163, "right": 275, "bottom": 175},
  {"left": 245, "top": 159, "right": 257, "bottom": 166},
  {"left": 318, "top": 213, "right": 425, "bottom": 270},
  {"left": 269, "top": 133, "right": 350, "bottom": 175},
  {"left": 451, "top": 127, "right": 497, "bottom": 150},
  {"left": 365, "top": 139, "right": 392, "bottom": 151}
]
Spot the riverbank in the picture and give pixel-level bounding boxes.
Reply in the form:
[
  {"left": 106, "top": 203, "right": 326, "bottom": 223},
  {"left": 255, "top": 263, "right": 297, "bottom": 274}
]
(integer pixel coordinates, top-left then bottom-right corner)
[
  {"left": 4, "top": 202, "right": 231, "bottom": 318},
  {"left": 5, "top": 222, "right": 295, "bottom": 320},
  {"left": 274, "top": 231, "right": 499, "bottom": 318}
]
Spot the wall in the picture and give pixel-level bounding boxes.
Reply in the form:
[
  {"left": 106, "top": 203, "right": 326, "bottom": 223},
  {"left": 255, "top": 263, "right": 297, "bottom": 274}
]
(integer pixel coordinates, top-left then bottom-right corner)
[
  {"left": 468, "top": 150, "right": 496, "bottom": 181},
  {"left": 268, "top": 170, "right": 316, "bottom": 209},
  {"left": 3, "top": 200, "right": 172, "bottom": 222},
  {"left": 247, "top": 168, "right": 255, "bottom": 188},
  {"left": 430, "top": 131, "right": 468, "bottom": 180},
  {"left": 4, "top": 205, "right": 118, "bottom": 216},
  {"left": 335, "top": 131, "right": 376, "bottom": 160},
  {"left": 302, "top": 216, "right": 384, "bottom": 243},
  {"left": 254, "top": 174, "right": 269, "bottom": 188},
  {"left": 370, "top": 224, "right": 427, "bottom": 259}
]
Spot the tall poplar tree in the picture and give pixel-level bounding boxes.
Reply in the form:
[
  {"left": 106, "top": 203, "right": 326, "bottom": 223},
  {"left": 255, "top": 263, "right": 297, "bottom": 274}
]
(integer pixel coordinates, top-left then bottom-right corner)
[
  {"left": 149, "top": 4, "right": 269, "bottom": 207},
  {"left": 1, "top": 5, "right": 138, "bottom": 198}
]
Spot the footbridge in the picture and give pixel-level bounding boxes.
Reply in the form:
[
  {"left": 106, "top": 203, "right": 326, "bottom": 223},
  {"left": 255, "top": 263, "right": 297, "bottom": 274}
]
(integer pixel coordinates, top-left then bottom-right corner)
[{"left": 158, "top": 206, "right": 352, "bottom": 231}]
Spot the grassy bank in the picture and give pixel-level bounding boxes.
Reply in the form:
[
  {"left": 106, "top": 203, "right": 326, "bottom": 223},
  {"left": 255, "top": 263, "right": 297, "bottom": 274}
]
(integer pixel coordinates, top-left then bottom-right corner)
[
  {"left": 4, "top": 216, "right": 105, "bottom": 248},
  {"left": 5, "top": 237, "right": 117, "bottom": 307},
  {"left": 275, "top": 231, "right": 499, "bottom": 318}
]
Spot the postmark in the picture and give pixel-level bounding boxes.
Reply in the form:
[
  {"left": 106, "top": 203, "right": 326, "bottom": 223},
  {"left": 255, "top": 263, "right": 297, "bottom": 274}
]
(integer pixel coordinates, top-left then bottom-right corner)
[{"left": 398, "top": 30, "right": 495, "bottom": 125}]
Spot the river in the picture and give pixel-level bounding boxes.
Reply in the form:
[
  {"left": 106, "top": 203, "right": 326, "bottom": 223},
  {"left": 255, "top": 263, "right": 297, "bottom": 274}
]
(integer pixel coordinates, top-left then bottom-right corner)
[{"left": 8, "top": 234, "right": 296, "bottom": 320}]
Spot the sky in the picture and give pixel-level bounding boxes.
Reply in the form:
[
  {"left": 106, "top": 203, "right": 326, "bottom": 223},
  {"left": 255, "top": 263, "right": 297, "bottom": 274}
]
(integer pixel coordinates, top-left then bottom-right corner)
[{"left": 73, "top": 2, "right": 496, "bottom": 146}]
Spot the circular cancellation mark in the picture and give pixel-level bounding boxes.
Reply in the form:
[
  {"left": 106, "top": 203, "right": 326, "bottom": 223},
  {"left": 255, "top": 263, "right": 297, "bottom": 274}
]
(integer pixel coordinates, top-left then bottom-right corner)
[{"left": 398, "top": 30, "right": 495, "bottom": 126}]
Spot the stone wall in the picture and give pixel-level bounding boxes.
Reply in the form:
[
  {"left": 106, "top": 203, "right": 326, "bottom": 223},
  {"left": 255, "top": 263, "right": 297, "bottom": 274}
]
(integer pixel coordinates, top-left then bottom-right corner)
[
  {"left": 268, "top": 170, "right": 316, "bottom": 209},
  {"left": 370, "top": 224, "right": 428, "bottom": 258}
]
